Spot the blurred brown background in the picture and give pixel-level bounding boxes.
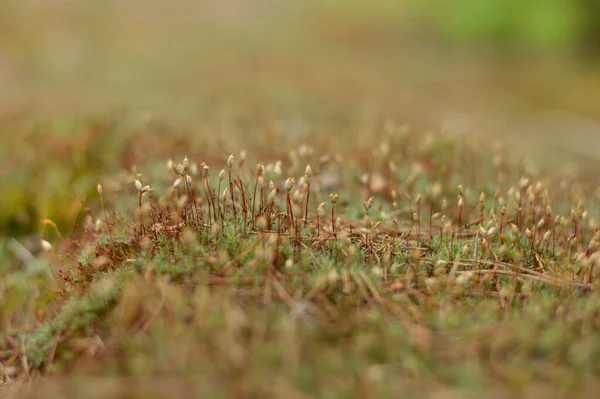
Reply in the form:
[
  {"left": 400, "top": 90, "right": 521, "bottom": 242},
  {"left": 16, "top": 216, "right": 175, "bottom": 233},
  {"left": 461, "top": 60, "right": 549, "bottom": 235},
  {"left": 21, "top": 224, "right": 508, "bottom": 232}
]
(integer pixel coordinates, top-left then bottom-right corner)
[
  {"left": 1, "top": 0, "right": 600, "bottom": 238},
  {"left": 1, "top": 0, "right": 599, "bottom": 126}
]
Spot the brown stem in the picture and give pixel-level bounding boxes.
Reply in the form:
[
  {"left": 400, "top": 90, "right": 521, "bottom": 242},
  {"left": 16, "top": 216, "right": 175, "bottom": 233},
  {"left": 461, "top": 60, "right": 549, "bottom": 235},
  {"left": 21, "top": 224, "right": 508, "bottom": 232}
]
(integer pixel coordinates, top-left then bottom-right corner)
[
  {"left": 138, "top": 192, "right": 144, "bottom": 236},
  {"left": 316, "top": 212, "right": 320, "bottom": 236},
  {"left": 237, "top": 177, "right": 248, "bottom": 232},
  {"left": 252, "top": 177, "right": 259, "bottom": 226},
  {"left": 429, "top": 203, "right": 433, "bottom": 240},
  {"left": 417, "top": 205, "right": 421, "bottom": 246},
  {"left": 207, "top": 178, "right": 218, "bottom": 225},
  {"left": 100, "top": 195, "right": 114, "bottom": 242},
  {"left": 286, "top": 192, "right": 295, "bottom": 227},
  {"left": 331, "top": 204, "right": 336, "bottom": 236},
  {"left": 267, "top": 198, "right": 274, "bottom": 230},
  {"left": 184, "top": 178, "right": 198, "bottom": 227},
  {"left": 217, "top": 180, "right": 222, "bottom": 223},
  {"left": 304, "top": 182, "right": 310, "bottom": 226},
  {"left": 201, "top": 178, "right": 212, "bottom": 225},
  {"left": 229, "top": 170, "right": 237, "bottom": 226}
]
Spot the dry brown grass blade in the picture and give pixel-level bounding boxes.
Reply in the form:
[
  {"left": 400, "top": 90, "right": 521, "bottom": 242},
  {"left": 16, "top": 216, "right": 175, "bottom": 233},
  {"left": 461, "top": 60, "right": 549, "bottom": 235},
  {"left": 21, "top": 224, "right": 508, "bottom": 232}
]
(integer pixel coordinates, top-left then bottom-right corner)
[{"left": 455, "top": 269, "right": 592, "bottom": 289}]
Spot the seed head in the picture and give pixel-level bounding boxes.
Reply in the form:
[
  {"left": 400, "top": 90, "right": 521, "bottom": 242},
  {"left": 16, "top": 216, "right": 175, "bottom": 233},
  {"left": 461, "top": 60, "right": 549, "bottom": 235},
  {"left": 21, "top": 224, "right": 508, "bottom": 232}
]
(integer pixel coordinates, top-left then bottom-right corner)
[
  {"left": 219, "top": 169, "right": 225, "bottom": 182},
  {"left": 304, "top": 164, "right": 312, "bottom": 179},
  {"left": 479, "top": 226, "right": 487, "bottom": 237},
  {"left": 183, "top": 156, "right": 190, "bottom": 172},
  {"left": 227, "top": 154, "right": 234, "bottom": 169},
  {"left": 554, "top": 215, "right": 561, "bottom": 226},
  {"left": 40, "top": 239, "right": 53, "bottom": 252},
  {"left": 535, "top": 182, "right": 544, "bottom": 194},
  {"left": 256, "top": 163, "right": 265, "bottom": 176},
  {"left": 285, "top": 177, "right": 296, "bottom": 192},
  {"left": 536, "top": 219, "right": 545, "bottom": 230},
  {"left": 317, "top": 202, "right": 326, "bottom": 211},
  {"left": 329, "top": 193, "right": 339, "bottom": 205},
  {"left": 457, "top": 184, "right": 464, "bottom": 196},
  {"left": 511, "top": 223, "right": 519, "bottom": 234},
  {"left": 97, "top": 183, "right": 103, "bottom": 195},
  {"left": 481, "top": 239, "right": 489, "bottom": 251},
  {"left": 363, "top": 196, "right": 375, "bottom": 211},
  {"left": 541, "top": 231, "right": 551, "bottom": 244},
  {"left": 203, "top": 165, "right": 210, "bottom": 179},
  {"left": 135, "top": 179, "right": 143, "bottom": 192},
  {"left": 416, "top": 194, "right": 423, "bottom": 206}
]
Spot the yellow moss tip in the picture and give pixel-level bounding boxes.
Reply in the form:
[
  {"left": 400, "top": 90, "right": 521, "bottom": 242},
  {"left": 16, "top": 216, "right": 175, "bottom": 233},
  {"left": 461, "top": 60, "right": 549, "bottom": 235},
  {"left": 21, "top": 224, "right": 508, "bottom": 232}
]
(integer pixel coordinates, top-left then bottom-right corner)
[{"left": 42, "top": 218, "right": 56, "bottom": 227}]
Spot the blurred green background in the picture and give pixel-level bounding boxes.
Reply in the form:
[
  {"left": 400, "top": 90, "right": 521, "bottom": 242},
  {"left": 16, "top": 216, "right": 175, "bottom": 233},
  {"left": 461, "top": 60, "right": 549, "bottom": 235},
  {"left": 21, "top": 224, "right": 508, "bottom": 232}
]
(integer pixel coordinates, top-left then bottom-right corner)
[
  {"left": 1, "top": 0, "right": 600, "bottom": 118},
  {"left": 1, "top": 0, "right": 600, "bottom": 239}
]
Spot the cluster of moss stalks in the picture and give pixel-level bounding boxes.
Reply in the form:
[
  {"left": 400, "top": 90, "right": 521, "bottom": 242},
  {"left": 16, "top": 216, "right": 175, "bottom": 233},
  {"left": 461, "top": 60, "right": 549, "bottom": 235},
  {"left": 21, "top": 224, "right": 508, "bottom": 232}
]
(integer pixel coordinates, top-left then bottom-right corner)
[{"left": 2, "top": 124, "right": 600, "bottom": 398}]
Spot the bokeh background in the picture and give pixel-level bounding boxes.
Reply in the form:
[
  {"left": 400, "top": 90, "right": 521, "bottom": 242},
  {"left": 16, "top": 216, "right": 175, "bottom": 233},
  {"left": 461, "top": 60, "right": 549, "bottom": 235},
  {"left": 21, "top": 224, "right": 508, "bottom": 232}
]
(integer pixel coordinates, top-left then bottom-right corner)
[
  {"left": 2, "top": 1, "right": 600, "bottom": 120},
  {"left": 1, "top": 0, "right": 600, "bottom": 238}
]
